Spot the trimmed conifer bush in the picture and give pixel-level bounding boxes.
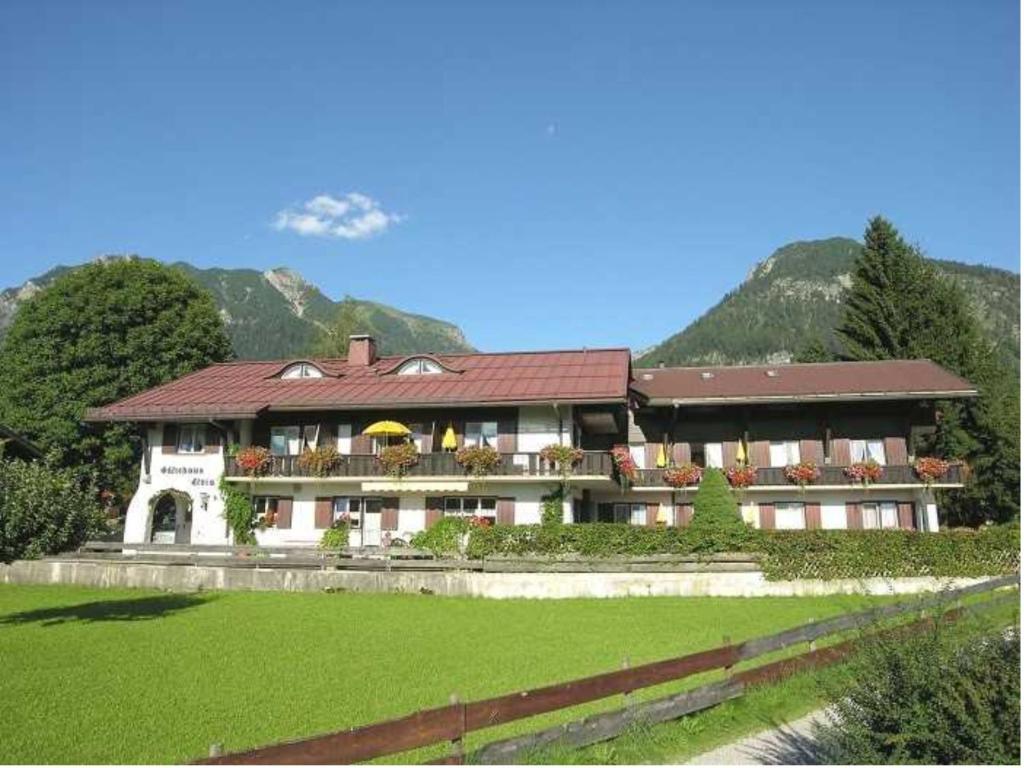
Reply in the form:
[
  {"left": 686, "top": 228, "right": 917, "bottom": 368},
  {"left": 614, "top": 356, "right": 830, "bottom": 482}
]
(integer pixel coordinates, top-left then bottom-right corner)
[{"left": 689, "top": 468, "right": 748, "bottom": 535}]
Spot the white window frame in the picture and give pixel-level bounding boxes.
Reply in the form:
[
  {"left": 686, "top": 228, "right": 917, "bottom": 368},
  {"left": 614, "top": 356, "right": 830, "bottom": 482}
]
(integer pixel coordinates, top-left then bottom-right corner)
[
  {"left": 270, "top": 426, "right": 301, "bottom": 456},
  {"left": 861, "top": 501, "right": 897, "bottom": 529},
  {"left": 705, "top": 443, "right": 724, "bottom": 469},
  {"left": 281, "top": 363, "right": 323, "bottom": 379},
  {"left": 176, "top": 424, "right": 205, "bottom": 454},
  {"left": 769, "top": 440, "right": 801, "bottom": 467},
  {"left": 465, "top": 421, "right": 498, "bottom": 449},
  {"left": 443, "top": 497, "right": 497, "bottom": 521},
  {"left": 850, "top": 439, "right": 886, "bottom": 464},
  {"left": 397, "top": 358, "right": 443, "bottom": 375},
  {"left": 774, "top": 502, "right": 806, "bottom": 530}
]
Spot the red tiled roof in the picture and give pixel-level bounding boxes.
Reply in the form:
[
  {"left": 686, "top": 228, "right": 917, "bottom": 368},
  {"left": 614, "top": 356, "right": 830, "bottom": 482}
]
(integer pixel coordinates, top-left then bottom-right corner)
[
  {"left": 86, "top": 348, "right": 633, "bottom": 421},
  {"left": 631, "top": 360, "right": 976, "bottom": 404}
]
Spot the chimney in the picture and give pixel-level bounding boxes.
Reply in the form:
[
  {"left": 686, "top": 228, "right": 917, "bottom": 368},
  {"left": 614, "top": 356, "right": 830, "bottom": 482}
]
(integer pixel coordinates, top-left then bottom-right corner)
[{"left": 348, "top": 334, "right": 377, "bottom": 366}]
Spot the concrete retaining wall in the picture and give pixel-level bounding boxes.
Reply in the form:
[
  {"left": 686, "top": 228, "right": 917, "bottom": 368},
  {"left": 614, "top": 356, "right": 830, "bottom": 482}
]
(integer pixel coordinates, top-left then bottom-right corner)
[{"left": 0, "top": 559, "right": 992, "bottom": 599}]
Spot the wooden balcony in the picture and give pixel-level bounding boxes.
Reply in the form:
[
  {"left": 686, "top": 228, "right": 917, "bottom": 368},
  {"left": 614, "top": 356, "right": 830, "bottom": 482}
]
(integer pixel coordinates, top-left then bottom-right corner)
[
  {"left": 632, "top": 463, "right": 966, "bottom": 489},
  {"left": 226, "top": 451, "right": 614, "bottom": 480}
]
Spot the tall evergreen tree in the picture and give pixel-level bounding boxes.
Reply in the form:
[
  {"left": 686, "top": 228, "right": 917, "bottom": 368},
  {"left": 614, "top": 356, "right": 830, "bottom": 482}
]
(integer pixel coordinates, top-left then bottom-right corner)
[
  {"left": 0, "top": 258, "right": 233, "bottom": 496},
  {"left": 836, "top": 217, "right": 1019, "bottom": 524}
]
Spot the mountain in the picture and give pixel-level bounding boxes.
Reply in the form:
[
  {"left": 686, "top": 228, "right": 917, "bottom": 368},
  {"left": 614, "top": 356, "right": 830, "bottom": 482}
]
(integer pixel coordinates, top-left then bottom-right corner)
[
  {"left": 636, "top": 237, "right": 1020, "bottom": 367},
  {"left": 0, "top": 258, "right": 475, "bottom": 359}
]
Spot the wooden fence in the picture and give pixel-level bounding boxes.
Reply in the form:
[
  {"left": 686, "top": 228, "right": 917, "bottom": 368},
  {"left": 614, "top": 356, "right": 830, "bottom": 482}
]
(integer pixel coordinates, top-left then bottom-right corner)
[
  {"left": 62, "top": 542, "right": 761, "bottom": 573},
  {"left": 196, "top": 574, "right": 1019, "bottom": 765}
]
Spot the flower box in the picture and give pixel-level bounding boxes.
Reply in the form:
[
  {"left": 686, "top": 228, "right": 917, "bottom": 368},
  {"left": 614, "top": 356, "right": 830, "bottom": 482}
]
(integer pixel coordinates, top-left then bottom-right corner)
[
  {"left": 663, "top": 463, "right": 703, "bottom": 488},
  {"left": 844, "top": 459, "right": 884, "bottom": 485},
  {"left": 784, "top": 461, "right": 821, "bottom": 487},
  {"left": 726, "top": 465, "right": 758, "bottom": 488}
]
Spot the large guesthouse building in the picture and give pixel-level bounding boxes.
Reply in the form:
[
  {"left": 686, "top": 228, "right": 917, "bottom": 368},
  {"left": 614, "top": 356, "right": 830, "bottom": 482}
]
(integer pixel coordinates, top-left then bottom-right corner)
[{"left": 86, "top": 335, "right": 976, "bottom": 546}]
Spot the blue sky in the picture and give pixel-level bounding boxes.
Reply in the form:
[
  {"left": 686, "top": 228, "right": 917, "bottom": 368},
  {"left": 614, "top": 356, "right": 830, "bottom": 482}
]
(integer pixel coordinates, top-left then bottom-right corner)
[{"left": 0, "top": 0, "right": 1018, "bottom": 352}]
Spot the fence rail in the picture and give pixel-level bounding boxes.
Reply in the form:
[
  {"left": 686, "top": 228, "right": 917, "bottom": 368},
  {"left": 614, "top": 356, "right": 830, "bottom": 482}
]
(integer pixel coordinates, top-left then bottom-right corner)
[
  {"left": 634, "top": 462, "right": 966, "bottom": 488},
  {"left": 226, "top": 451, "right": 613, "bottom": 479},
  {"left": 196, "top": 574, "right": 1019, "bottom": 765}
]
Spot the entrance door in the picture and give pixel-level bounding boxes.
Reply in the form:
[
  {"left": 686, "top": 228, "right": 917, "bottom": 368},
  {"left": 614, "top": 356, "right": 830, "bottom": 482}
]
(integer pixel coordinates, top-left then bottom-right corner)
[
  {"left": 362, "top": 498, "right": 382, "bottom": 547},
  {"left": 151, "top": 495, "right": 177, "bottom": 544}
]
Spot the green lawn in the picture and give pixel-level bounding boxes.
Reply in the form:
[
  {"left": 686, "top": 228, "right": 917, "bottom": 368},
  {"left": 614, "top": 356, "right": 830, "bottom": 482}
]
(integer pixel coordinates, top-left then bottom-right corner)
[{"left": 0, "top": 584, "right": 893, "bottom": 764}]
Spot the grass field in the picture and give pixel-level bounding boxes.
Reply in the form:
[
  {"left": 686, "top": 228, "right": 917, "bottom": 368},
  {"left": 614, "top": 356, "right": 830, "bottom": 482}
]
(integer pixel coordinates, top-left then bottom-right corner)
[{"left": 0, "top": 585, "right": 903, "bottom": 763}]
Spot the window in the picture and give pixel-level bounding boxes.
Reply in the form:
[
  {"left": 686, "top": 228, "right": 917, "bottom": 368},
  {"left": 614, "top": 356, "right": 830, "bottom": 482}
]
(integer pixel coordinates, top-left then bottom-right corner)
[
  {"left": 336, "top": 424, "right": 352, "bottom": 455},
  {"left": 774, "top": 502, "right": 806, "bottom": 530},
  {"left": 443, "top": 497, "right": 497, "bottom": 522},
  {"left": 769, "top": 441, "right": 801, "bottom": 467},
  {"left": 851, "top": 439, "right": 886, "bottom": 464},
  {"left": 270, "top": 426, "right": 300, "bottom": 456},
  {"left": 302, "top": 424, "right": 319, "bottom": 452},
  {"left": 628, "top": 503, "right": 646, "bottom": 526},
  {"left": 281, "top": 363, "right": 323, "bottom": 379},
  {"left": 253, "top": 496, "right": 279, "bottom": 519},
  {"left": 629, "top": 444, "right": 646, "bottom": 470},
  {"left": 862, "top": 501, "right": 898, "bottom": 530},
  {"left": 704, "top": 443, "right": 724, "bottom": 469},
  {"left": 465, "top": 421, "right": 498, "bottom": 449},
  {"left": 176, "top": 424, "right": 206, "bottom": 454},
  {"left": 397, "top": 358, "right": 443, "bottom": 375},
  {"left": 333, "top": 497, "right": 384, "bottom": 529}
]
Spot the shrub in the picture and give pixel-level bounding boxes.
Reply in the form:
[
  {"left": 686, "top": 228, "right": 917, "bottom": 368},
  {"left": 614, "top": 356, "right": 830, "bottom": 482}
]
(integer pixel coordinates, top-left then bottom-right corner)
[
  {"left": 540, "top": 487, "right": 564, "bottom": 528},
  {"left": 319, "top": 516, "right": 350, "bottom": 550},
  {"left": 219, "top": 478, "right": 257, "bottom": 545},
  {"left": 690, "top": 468, "right": 748, "bottom": 535},
  {"left": 235, "top": 446, "right": 271, "bottom": 477},
  {"left": 296, "top": 445, "right": 341, "bottom": 477},
  {"left": 817, "top": 622, "right": 1020, "bottom": 765},
  {"left": 455, "top": 445, "right": 502, "bottom": 477},
  {"left": 377, "top": 442, "right": 418, "bottom": 478},
  {"left": 0, "top": 458, "right": 103, "bottom": 563},
  {"left": 410, "top": 516, "right": 470, "bottom": 556},
  {"left": 759, "top": 524, "right": 1020, "bottom": 580}
]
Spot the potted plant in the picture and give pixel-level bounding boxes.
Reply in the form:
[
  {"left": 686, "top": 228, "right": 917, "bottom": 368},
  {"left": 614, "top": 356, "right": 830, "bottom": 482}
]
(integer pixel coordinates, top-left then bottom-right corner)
[
  {"left": 455, "top": 445, "right": 503, "bottom": 477},
  {"left": 726, "top": 464, "right": 758, "bottom": 489},
  {"left": 235, "top": 446, "right": 272, "bottom": 477},
  {"left": 610, "top": 445, "right": 638, "bottom": 488},
  {"left": 663, "top": 463, "right": 703, "bottom": 488},
  {"left": 914, "top": 456, "right": 951, "bottom": 485},
  {"left": 845, "top": 459, "right": 884, "bottom": 486},
  {"left": 539, "top": 444, "right": 585, "bottom": 478},
  {"left": 297, "top": 445, "right": 342, "bottom": 477},
  {"left": 784, "top": 460, "right": 821, "bottom": 487},
  {"left": 377, "top": 442, "right": 419, "bottom": 478}
]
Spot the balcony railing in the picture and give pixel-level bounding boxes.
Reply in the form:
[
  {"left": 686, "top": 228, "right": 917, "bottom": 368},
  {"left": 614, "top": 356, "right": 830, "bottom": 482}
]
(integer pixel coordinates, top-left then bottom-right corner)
[
  {"left": 226, "top": 451, "right": 614, "bottom": 479},
  {"left": 633, "top": 463, "right": 966, "bottom": 488}
]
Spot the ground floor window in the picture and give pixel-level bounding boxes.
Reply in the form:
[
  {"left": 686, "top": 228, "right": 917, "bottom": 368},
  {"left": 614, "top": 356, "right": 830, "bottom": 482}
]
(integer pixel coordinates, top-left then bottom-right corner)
[
  {"left": 862, "top": 501, "right": 898, "bottom": 529},
  {"left": 774, "top": 502, "right": 806, "bottom": 530},
  {"left": 332, "top": 497, "right": 382, "bottom": 529},
  {"left": 444, "top": 496, "right": 497, "bottom": 523},
  {"left": 253, "top": 496, "right": 280, "bottom": 526},
  {"left": 596, "top": 502, "right": 647, "bottom": 525}
]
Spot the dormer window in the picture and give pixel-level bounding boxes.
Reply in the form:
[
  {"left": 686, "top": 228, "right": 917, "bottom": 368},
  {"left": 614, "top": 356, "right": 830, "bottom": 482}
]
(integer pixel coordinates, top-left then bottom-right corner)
[
  {"left": 397, "top": 358, "right": 443, "bottom": 375},
  {"left": 281, "top": 363, "right": 324, "bottom": 379}
]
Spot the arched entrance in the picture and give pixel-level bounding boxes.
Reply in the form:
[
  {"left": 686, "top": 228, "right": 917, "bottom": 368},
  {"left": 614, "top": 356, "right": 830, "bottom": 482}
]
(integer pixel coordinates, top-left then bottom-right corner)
[{"left": 149, "top": 490, "right": 193, "bottom": 544}]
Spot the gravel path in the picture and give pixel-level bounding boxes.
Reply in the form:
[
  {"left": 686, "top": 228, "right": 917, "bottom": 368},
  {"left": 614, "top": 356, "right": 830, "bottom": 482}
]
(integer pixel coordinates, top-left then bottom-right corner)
[{"left": 685, "top": 708, "right": 831, "bottom": 765}]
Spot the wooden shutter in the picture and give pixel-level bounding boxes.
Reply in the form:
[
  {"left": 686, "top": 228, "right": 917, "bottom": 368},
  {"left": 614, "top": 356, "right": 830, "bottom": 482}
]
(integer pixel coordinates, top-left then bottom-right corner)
[
  {"left": 381, "top": 497, "right": 399, "bottom": 531},
  {"left": 497, "top": 416, "right": 517, "bottom": 453},
  {"left": 800, "top": 440, "right": 823, "bottom": 464},
  {"left": 671, "top": 442, "right": 690, "bottom": 466},
  {"left": 750, "top": 441, "right": 771, "bottom": 467},
  {"left": 204, "top": 424, "right": 221, "bottom": 454},
  {"left": 162, "top": 424, "right": 178, "bottom": 455},
  {"left": 425, "top": 497, "right": 444, "bottom": 528},
  {"left": 884, "top": 437, "right": 908, "bottom": 466},
  {"left": 675, "top": 503, "right": 694, "bottom": 528},
  {"left": 314, "top": 497, "right": 333, "bottom": 529},
  {"left": 276, "top": 498, "right": 293, "bottom": 529},
  {"left": 831, "top": 438, "right": 851, "bottom": 466},
  {"left": 723, "top": 442, "right": 739, "bottom": 467},
  {"left": 846, "top": 502, "right": 862, "bottom": 530},
  {"left": 805, "top": 502, "right": 822, "bottom": 530},
  {"left": 645, "top": 442, "right": 660, "bottom": 469},
  {"left": 898, "top": 502, "right": 915, "bottom": 530},
  {"left": 646, "top": 503, "right": 659, "bottom": 528},
  {"left": 759, "top": 503, "right": 775, "bottom": 530},
  {"left": 496, "top": 498, "right": 515, "bottom": 525}
]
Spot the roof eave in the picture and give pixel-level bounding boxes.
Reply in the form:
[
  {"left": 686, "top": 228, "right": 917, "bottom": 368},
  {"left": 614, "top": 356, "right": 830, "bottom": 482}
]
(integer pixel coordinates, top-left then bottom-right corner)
[{"left": 637, "top": 389, "right": 979, "bottom": 406}]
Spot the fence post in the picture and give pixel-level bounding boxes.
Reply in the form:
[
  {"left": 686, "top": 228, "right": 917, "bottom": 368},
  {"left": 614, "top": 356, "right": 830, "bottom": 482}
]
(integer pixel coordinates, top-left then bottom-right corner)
[
  {"left": 807, "top": 618, "right": 817, "bottom": 652},
  {"left": 449, "top": 693, "right": 465, "bottom": 763}
]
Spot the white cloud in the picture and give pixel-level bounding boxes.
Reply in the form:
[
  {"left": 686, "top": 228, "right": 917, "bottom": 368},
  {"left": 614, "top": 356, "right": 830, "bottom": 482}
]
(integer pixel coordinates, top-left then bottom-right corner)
[{"left": 273, "top": 193, "right": 403, "bottom": 240}]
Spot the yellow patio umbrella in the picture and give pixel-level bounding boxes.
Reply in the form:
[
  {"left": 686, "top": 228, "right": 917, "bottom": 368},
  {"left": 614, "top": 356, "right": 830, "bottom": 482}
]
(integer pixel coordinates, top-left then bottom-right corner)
[
  {"left": 441, "top": 423, "right": 458, "bottom": 452},
  {"left": 362, "top": 421, "right": 412, "bottom": 438},
  {"left": 735, "top": 439, "right": 747, "bottom": 465},
  {"left": 656, "top": 443, "right": 667, "bottom": 468}
]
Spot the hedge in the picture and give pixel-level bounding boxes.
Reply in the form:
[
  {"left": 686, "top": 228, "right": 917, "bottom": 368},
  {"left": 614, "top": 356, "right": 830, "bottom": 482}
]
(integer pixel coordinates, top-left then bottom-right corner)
[{"left": 463, "top": 522, "right": 1020, "bottom": 580}]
